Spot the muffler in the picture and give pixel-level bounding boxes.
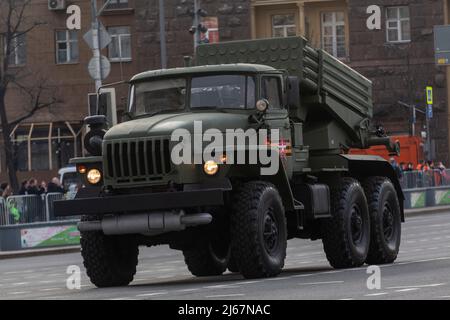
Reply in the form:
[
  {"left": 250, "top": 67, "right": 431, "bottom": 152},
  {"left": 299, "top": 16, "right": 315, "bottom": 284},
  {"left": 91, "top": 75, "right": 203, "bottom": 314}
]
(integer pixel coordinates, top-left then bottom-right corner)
[{"left": 77, "top": 210, "right": 212, "bottom": 235}]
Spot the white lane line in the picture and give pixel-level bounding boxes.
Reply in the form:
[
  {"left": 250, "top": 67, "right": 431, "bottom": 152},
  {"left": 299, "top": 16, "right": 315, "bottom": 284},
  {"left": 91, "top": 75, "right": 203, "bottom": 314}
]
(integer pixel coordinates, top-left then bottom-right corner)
[
  {"left": 204, "top": 284, "right": 241, "bottom": 289},
  {"left": 266, "top": 277, "right": 291, "bottom": 281},
  {"left": 4, "top": 270, "right": 34, "bottom": 275},
  {"left": 7, "top": 291, "right": 31, "bottom": 295},
  {"left": 386, "top": 283, "right": 445, "bottom": 289},
  {"left": 299, "top": 281, "right": 344, "bottom": 286},
  {"left": 39, "top": 288, "right": 62, "bottom": 292},
  {"left": 136, "top": 292, "right": 168, "bottom": 297},
  {"left": 238, "top": 280, "right": 261, "bottom": 285},
  {"left": 156, "top": 275, "right": 174, "bottom": 279},
  {"left": 438, "top": 296, "right": 450, "bottom": 299},
  {"left": 339, "top": 298, "right": 355, "bottom": 300},
  {"left": 205, "top": 293, "right": 245, "bottom": 298},
  {"left": 38, "top": 280, "right": 58, "bottom": 284},
  {"left": 395, "top": 288, "right": 419, "bottom": 293},
  {"left": 11, "top": 282, "right": 29, "bottom": 286},
  {"left": 176, "top": 288, "right": 200, "bottom": 293},
  {"left": 109, "top": 297, "right": 137, "bottom": 300},
  {"left": 365, "top": 292, "right": 388, "bottom": 297}
]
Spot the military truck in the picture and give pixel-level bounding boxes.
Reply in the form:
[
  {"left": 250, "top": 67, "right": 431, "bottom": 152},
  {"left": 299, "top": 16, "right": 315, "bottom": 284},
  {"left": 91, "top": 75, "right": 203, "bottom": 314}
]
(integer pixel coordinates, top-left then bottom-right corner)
[{"left": 55, "top": 36, "right": 404, "bottom": 288}]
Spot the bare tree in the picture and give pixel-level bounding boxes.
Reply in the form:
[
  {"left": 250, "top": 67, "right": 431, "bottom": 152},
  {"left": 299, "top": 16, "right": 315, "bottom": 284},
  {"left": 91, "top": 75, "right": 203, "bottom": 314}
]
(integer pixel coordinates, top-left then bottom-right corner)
[{"left": 0, "top": 0, "right": 59, "bottom": 191}]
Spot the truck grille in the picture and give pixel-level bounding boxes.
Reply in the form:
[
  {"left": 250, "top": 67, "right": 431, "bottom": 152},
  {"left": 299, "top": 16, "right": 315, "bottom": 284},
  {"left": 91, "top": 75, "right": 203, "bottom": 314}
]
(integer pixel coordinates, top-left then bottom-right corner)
[{"left": 104, "top": 138, "right": 172, "bottom": 183}]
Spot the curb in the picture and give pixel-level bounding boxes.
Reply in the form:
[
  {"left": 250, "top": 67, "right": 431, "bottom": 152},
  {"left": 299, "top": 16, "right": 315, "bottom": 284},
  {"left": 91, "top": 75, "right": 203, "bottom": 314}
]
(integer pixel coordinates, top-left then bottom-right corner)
[
  {"left": 0, "top": 245, "right": 80, "bottom": 260},
  {"left": 404, "top": 205, "right": 450, "bottom": 217}
]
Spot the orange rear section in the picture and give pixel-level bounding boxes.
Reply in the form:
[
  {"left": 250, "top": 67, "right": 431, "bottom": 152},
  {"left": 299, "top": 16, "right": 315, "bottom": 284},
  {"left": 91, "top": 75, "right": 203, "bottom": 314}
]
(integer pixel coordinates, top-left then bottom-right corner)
[{"left": 349, "top": 135, "right": 424, "bottom": 166}]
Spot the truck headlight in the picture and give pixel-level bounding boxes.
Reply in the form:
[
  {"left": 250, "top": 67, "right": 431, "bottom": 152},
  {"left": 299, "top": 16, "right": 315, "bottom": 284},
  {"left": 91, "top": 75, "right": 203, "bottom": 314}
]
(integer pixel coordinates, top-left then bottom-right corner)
[
  {"left": 87, "top": 168, "right": 102, "bottom": 184},
  {"left": 203, "top": 160, "right": 219, "bottom": 175}
]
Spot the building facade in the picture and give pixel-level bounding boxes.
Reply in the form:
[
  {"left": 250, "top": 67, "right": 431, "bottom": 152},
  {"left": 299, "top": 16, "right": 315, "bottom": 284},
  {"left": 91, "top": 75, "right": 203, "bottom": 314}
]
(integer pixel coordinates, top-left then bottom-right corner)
[{"left": 1, "top": 0, "right": 449, "bottom": 183}]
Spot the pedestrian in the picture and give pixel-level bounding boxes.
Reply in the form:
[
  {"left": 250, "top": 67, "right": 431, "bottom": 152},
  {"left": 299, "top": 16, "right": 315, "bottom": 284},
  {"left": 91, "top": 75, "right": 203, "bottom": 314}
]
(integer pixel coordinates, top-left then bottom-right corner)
[
  {"left": 2, "top": 184, "right": 13, "bottom": 198},
  {"left": 26, "top": 178, "right": 45, "bottom": 195},
  {"left": 18, "top": 180, "right": 29, "bottom": 195},
  {"left": 0, "top": 182, "right": 7, "bottom": 195},
  {"left": 47, "top": 177, "right": 65, "bottom": 193},
  {"left": 390, "top": 157, "right": 403, "bottom": 180},
  {"left": 405, "top": 162, "right": 414, "bottom": 171}
]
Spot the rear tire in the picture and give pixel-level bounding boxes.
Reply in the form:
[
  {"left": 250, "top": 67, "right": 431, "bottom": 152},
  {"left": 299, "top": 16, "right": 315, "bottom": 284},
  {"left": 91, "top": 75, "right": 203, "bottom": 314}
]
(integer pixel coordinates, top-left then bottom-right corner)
[
  {"left": 80, "top": 215, "right": 139, "bottom": 288},
  {"left": 363, "top": 177, "right": 401, "bottom": 264},
  {"left": 322, "top": 178, "right": 370, "bottom": 268},
  {"left": 231, "top": 181, "right": 287, "bottom": 279}
]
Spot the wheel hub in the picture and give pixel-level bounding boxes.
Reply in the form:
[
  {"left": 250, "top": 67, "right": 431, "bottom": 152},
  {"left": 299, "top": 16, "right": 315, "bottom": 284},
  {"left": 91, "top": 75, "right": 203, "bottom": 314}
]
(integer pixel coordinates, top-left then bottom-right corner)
[
  {"left": 383, "top": 204, "right": 394, "bottom": 241},
  {"left": 351, "top": 205, "right": 363, "bottom": 244},
  {"left": 263, "top": 208, "right": 279, "bottom": 253}
]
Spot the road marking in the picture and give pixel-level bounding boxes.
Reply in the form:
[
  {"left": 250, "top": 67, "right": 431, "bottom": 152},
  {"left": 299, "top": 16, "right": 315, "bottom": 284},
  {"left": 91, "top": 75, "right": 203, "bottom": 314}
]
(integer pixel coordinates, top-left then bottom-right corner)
[
  {"left": 176, "top": 288, "right": 200, "bottom": 292},
  {"left": 38, "top": 280, "right": 58, "bottom": 284},
  {"left": 238, "top": 280, "right": 261, "bottom": 285},
  {"left": 386, "top": 283, "right": 445, "bottom": 289},
  {"left": 339, "top": 298, "right": 355, "bottom": 300},
  {"left": 7, "top": 291, "right": 30, "bottom": 295},
  {"left": 109, "top": 297, "right": 137, "bottom": 300},
  {"left": 205, "top": 293, "right": 245, "bottom": 298},
  {"left": 365, "top": 292, "right": 388, "bottom": 297},
  {"left": 299, "top": 281, "right": 344, "bottom": 286},
  {"left": 136, "top": 292, "right": 168, "bottom": 297},
  {"left": 4, "top": 270, "right": 34, "bottom": 275},
  {"left": 39, "top": 288, "right": 62, "bottom": 292},
  {"left": 395, "top": 288, "right": 420, "bottom": 292},
  {"left": 266, "top": 277, "right": 291, "bottom": 281},
  {"left": 204, "top": 284, "right": 241, "bottom": 289},
  {"left": 11, "top": 282, "right": 29, "bottom": 286}
]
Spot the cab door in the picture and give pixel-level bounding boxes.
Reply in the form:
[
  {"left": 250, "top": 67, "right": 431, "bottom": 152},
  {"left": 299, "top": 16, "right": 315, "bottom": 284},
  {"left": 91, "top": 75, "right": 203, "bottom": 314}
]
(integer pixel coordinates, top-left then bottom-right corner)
[{"left": 260, "top": 75, "right": 293, "bottom": 178}]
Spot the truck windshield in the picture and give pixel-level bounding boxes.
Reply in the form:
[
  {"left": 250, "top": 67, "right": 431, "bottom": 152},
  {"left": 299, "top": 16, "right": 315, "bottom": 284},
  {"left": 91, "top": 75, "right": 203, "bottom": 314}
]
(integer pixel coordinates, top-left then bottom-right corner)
[{"left": 129, "top": 74, "right": 255, "bottom": 117}]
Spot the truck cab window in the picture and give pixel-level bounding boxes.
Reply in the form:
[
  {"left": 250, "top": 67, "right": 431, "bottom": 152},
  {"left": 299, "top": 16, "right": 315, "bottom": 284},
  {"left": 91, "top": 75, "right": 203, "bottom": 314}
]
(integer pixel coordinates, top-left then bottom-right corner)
[
  {"left": 261, "top": 76, "right": 282, "bottom": 109},
  {"left": 191, "top": 75, "right": 255, "bottom": 109}
]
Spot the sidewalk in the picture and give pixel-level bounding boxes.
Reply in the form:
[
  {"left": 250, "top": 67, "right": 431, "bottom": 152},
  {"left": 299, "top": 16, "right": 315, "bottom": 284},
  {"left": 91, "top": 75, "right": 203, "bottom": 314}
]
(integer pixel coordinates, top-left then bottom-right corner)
[
  {"left": 0, "top": 245, "right": 80, "bottom": 260},
  {"left": 404, "top": 204, "right": 450, "bottom": 217}
]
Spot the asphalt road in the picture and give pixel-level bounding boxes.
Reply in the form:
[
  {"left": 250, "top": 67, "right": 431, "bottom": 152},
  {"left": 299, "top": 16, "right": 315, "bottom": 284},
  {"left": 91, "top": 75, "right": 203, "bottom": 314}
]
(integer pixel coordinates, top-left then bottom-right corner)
[{"left": 1, "top": 211, "right": 450, "bottom": 300}]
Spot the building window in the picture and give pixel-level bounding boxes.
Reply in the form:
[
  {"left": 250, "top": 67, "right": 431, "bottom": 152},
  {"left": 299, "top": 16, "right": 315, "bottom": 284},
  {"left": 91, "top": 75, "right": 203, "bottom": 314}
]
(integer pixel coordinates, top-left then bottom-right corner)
[
  {"left": 272, "top": 14, "right": 296, "bottom": 38},
  {"left": 105, "top": 0, "right": 128, "bottom": 9},
  {"left": 56, "top": 30, "right": 79, "bottom": 64},
  {"left": 321, "top": 12, "right": 346, "bottom": 58},
  {"left": 108, "top": 26, "right": 131, "bottom": 62},
  {"left": 386, "top": 6, "right": 411, "bottom": 43},
  {"left": 7, "top": 33, "right": 26, "bottom": 66}
]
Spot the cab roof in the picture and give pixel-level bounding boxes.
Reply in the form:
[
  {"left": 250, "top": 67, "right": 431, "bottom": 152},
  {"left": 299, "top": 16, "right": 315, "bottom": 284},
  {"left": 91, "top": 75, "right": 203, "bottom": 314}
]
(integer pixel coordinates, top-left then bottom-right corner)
[{"left": 130, "top": 63, "right": 277, "bottom": 82}]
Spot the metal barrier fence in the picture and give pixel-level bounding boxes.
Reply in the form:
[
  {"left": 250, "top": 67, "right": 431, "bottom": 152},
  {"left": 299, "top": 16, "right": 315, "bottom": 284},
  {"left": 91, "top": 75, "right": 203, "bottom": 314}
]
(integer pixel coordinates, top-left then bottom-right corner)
[
  {"left": 400, "top": 169, "right": 450, "bottom": 189},
  {"left": 0, "top": 193, "right": 77, "bottom": 226}
]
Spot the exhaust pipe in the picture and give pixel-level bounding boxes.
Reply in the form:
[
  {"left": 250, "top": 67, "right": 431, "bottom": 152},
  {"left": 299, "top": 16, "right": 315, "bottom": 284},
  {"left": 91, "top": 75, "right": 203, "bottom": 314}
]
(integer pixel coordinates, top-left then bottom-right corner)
[{"left": 77, "top": 210, "right": 212, "bottom": 236}]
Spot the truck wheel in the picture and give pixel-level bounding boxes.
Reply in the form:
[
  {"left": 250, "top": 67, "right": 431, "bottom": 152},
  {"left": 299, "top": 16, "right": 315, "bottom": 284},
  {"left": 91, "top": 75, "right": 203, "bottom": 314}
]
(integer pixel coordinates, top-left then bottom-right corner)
[
  {"left": 363, "top": 177, "right": 401, "bottom": 264},
  {"left": 322, "top": 178, "right": 370, "bottom": 268},
  {"left": 183, "top": 240, "right": 229, "bottom": 277},
  {"left": 227, "top": 252, "right": 239, "bottom": 273},
  {"left": 231, "top": 181, "right": 287, "bottom": 278},
  {"left": 80, "top": 215, "right": 139, "bottom": 288}
]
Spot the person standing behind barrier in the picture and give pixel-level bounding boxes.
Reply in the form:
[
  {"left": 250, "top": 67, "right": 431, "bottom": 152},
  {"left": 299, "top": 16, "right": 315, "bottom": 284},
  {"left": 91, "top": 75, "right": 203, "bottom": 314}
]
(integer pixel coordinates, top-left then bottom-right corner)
[
  {"left": 18, "top": 180, "right": 29, "bottom": 195},
  {"left": 437, "top": 162, "right": 448, "bottom": 185},
  {"left": 26, "top": 178, "right": 45, "bottom": 195},
  {"left": 390, "top": 157, "right": 403, "bottom": 180},
  {"left": 47, "top": 177, "right": 65, "bottom": 193},
  {"left": 2, "top": 184, "right": 13, "bottom": 198}
]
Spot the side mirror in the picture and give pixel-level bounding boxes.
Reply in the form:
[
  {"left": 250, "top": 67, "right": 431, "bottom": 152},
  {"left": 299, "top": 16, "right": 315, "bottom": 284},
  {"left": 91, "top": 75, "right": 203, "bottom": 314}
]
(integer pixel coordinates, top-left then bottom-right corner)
[
  {"left": 286, "top": 76, "right": 300, "bottom": 110},
  {"left": 97, "top": 92, "right": 109, "bottom": 116}
]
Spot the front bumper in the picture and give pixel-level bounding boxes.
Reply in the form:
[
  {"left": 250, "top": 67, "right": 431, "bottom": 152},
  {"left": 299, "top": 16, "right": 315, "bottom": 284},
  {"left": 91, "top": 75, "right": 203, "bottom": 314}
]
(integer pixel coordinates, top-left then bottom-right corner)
[{"left": 53, "top": 188, "right": 226, "bottom": 217}]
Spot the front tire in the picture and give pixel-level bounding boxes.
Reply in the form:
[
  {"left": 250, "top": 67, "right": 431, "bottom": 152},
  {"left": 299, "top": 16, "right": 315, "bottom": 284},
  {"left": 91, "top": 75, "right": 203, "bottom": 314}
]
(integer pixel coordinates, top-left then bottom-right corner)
[
  {"left": 231, "top": 181, "right": 287, "bottom": 279},
  {"left": 322, "top": 178, "right": 370, "bottom": 268},
  {"left": 80, "top": 215, "right": 139, "bottom": 288},
  {"left": 363, "top": 177, "right": 401, "bottom": 264}
]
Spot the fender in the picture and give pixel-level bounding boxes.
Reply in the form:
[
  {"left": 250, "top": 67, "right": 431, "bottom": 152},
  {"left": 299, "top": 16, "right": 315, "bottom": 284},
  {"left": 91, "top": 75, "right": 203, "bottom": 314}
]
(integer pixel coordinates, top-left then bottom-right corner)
[{"left": 340, "top": 154, "right": 405, "bottom": 222}]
